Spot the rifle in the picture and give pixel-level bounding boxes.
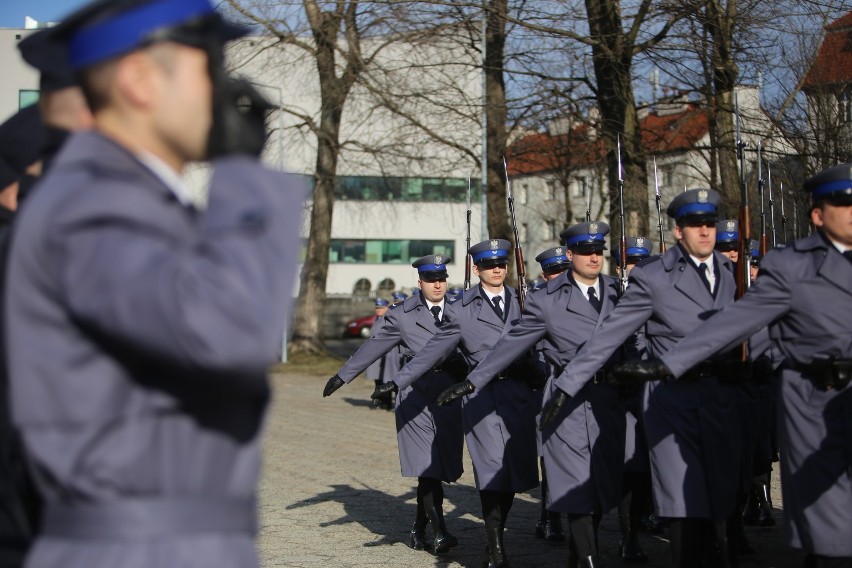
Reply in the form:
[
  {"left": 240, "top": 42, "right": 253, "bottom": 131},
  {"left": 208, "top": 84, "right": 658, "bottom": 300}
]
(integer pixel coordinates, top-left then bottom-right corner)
[
  {"left": 464, "top": 177, "right": 472, "bottom": 290},
  {"left": 653, "top": 157, "right": 666, "bottom": 254},
  {"left": 734, "top": 92, "right": 751, "bottom": 362},
  {"left": 767, "top": 163, "right": 777, "bottom": 248},
  {"left": 503, "top": 156, "right": 528, "bottom": 311},
  {"left": 616, "top": 135, "right": 628, "bottom": 293},
  {"left": 756, "top": 141, "right": 768, "bottom": 258},
  {"left": 585, "top": 177, "right": 592, "bottom": 222},
  {"left": 734, "top": 93, "right": 752, "bottom": 295},
  {"left": 779, "top": 180, "right": 788, "bottom": 244}
]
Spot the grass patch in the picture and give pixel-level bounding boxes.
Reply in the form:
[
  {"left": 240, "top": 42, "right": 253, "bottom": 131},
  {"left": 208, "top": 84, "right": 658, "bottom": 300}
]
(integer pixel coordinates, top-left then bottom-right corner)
[{"left": 271, "top": 349, "right": 345, "bottom": 377}]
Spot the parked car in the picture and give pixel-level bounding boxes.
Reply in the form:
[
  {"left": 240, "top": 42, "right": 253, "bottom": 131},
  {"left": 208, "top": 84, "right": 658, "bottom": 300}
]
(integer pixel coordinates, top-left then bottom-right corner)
[{"left": 343, "top": 313, "right": 378, "bottom": 338}]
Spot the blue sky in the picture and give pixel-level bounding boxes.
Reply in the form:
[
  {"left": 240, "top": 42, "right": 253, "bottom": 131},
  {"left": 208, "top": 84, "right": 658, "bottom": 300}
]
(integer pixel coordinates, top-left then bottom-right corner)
[{"left": 0, "top": 0, "right": 89, "bottom": 28}]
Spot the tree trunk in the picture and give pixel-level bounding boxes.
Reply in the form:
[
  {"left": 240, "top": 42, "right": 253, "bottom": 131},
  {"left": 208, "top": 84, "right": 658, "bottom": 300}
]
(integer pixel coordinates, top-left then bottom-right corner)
[
  {"left": 483, "top": 0, "right": 519, "bottom": 285},
  {"left": 584, "top": 0, "right": 650, "bottom": 240}
]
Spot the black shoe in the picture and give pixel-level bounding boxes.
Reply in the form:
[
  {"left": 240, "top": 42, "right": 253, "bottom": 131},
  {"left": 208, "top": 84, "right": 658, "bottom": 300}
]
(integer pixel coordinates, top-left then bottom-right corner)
[
  {"left": 409, "top": 528, "right": 429, "bottom": 550},
  {"left": 535, "top": 518, "right": 546, "bottom": 539},
  {"left": 622, "top": 536, "right": 649, "bottom": 564},
  {"left": 544, "top": 513, "right": 565, "bottom": 542},
  {"left": 643, "top": 514, "right": 666, "bottom": 534},
  {"left": 432, "top": 532, "right": 458, "bottom": 554}
]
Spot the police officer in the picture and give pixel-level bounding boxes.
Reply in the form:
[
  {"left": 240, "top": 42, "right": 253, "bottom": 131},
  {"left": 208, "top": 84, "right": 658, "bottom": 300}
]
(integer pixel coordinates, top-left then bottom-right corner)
[
  {"left": 531, "top": 246, "right": 572, "bottom": 543},
  {"left": 542, "top": 189, "right": 743, "bottom": 568},
  {"left": 365, "top": 298, "right": 398, "bottom": 410},
  {"left": 618, "top": 164, "right": 852, "bottom": 568},
  {"left": 613, "top": 236, "right": 654, "bottom": 564},
  {"left": 715, "top": 220, "right": 740, "bottom": 263},
  {"left": 4, "top": 1, "right": 305, "bottom": 566},
  {"left": 448, "top": 226, "right": 624, "bottom": 568},
  {"left": 377, "top": 239, "right": 539, "bottom": 568},
  {"left": 323, "top": 255, "right": 464, "bottom": 554},
  {"left": 16, "top": 25, "right": 95, "bottom": 202}
]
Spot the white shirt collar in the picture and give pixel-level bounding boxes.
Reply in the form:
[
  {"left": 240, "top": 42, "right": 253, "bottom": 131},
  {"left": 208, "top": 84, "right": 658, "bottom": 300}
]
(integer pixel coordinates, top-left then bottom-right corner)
[
  {"left": 573, "top": 277, "right": 600, "bottom": 302},
  {"left": 481, "top": 287, "right": 505, "bottom": 304},
  {"left": 136, "top": 151, "right": 194, "bottom": 206}
]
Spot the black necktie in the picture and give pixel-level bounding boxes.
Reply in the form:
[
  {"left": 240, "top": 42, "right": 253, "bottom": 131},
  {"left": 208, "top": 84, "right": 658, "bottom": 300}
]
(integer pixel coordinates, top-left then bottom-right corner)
[
  {"left": 430, "top": 305, "right": 442, "bottom": 325},
  {"left": 492, "top": 296, "right": 503, "bottom": 319},
  {"left": 844, "top": 250, "right": 852, "bottom": 264},
  {"left": 699, "top": 262, "right": 712, "bottom": 293},
  {"left": 587, "top": 287, "right": 601, "bottom": 313}
]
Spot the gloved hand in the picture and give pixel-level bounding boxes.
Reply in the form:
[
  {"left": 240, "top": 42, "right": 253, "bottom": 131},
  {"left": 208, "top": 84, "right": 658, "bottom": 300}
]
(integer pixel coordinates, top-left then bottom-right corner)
[
  {"left": 207, "top": 78, "right": 273, "bottom": 158},
  {"left": 540, "top": 389, "right": 568, "bottom": 429},
  {"left": 370, "top": 381, "right": 398, "bottom": 402},
  {"left": 610, "top": 359, "right": 672, "bottom": 385},
  {"left": 436, "top": 380, "right": 475, "bottom": 405},
  {"left": 322, "top": 375, "right": 345, "bottom": 397}
]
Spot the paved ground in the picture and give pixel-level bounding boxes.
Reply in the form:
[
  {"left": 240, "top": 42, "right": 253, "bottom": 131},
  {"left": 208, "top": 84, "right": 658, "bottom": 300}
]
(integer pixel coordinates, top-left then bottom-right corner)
[{"left": 258, "top": 353, "right": 800, "bottom": 568}]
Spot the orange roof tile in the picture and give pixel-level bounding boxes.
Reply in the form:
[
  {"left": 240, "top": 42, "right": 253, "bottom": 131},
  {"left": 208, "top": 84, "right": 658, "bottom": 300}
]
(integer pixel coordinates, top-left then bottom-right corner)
[
  {"left": 802, "top": 11, "right": 852, "bottom": 90},
  {"left": 507, "top": 104, "right": 710, "bottom": 176}
]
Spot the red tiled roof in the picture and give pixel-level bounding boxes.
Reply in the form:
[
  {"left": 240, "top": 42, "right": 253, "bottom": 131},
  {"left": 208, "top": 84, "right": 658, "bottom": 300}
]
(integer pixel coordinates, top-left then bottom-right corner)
[
  {"left": 802, "top": 11, "right": 852, "bottom": 90},
  {"left": 507, "top": 104, "right": 710, "bottom": 176}
]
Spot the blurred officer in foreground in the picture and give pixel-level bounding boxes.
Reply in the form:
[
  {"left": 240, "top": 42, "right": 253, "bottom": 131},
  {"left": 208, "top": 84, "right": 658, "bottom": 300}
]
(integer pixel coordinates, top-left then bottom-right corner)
[
  {"left": 4, "top": 1, "right": 304, "bottom": 566},
  {"left": 543, "top": 189, "right": 744, "bottom": 568},
  {"left": 324, "top": 255, "right": 465, "bottom": 555},
  {"left": 0, "top": 107, "right": 47, "bottom": 568},
  {"left": 458, "top": 226, "right": 625, "bottom": 568},
  {"left": 715, "top": 220, "right": 740, "bottom": 263},
  {"left": 530, "top": 246, "right": 572, "bottom": 543},
  {"left": 380, "top": 239, "right": 540, "bottom": 568},
  {"left": 616, "top": 164, "right": 852, "bottom": 568}
]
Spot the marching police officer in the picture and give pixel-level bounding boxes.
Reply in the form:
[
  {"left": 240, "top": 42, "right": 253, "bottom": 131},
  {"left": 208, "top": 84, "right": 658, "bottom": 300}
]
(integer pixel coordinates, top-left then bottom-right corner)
[
  {"left": 612, "top": 236, "right": 654, "bottom": 564},
  {"left": 531, "top": 246, "right": 572, "bottom": 543},
  {"left": 715, "top": 220, "right": 740, "bottom": 263},
  {"left": 323, "top": 255, "right": 464, "bottom": 554},
  {"left": 454, "top": 225, "right": 625, "bottom": 568},
  {"left": 618, "top": 164, "right": 852, "bottom": 568},
  {"left": 378, "top": 239, "right": 540, "bottom": 568},
  {"left": 4, "top": 1, "right": 305, "bottom": 566},
  {"left": 365, "top": 298, "right": 398, "bottom": 410},
  {"left": 542, "top": 189, "right": 743, "bottom": 568}
]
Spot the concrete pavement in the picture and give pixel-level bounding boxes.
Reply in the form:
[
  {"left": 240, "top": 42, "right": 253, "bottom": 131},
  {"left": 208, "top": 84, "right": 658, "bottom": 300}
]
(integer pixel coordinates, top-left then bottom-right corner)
[{"left": 257, "top": 370, "right": 801, "bottom": 567}]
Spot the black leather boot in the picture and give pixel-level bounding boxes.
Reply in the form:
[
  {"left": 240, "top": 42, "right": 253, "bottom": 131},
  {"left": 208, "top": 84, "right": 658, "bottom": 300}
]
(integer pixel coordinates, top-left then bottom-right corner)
[
  {"left": 741, "top": 484, "right": 759, "bottom": 526},
  {"left": 409, "top": 505, "right": 430, "bottom": 551},
  {"left": 578, "top": 555, "right": 602, "bottom": 568},
  {"left": 621, "top": 533, "right": 648, "bottom": 564},
  {"left": 425, "top": 504, "right": 458, "bottom": 554},
  {"left": 567, "top": 536, "right": 579, "bottom": 568},
  {"left": 544, "top": 511, "right": 565, "bottom": 541},
  {"left": 485, "top": 527, "right": 509, "bottom": 567},
  {"left": 757, "top": 483, "right": 775, "bottom": 527}
]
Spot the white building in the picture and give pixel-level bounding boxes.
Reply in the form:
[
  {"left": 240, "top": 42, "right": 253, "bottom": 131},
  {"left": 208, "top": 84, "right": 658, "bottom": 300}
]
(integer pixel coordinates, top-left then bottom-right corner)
[{"left": 1, "top": 24, "right": 484, "bottom": 297}]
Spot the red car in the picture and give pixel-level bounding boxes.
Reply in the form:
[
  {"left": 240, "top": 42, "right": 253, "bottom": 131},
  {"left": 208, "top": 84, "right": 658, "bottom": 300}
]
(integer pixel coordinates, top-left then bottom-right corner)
[{"left": 343, "top": 314, "right": 378, "bottom": 338}]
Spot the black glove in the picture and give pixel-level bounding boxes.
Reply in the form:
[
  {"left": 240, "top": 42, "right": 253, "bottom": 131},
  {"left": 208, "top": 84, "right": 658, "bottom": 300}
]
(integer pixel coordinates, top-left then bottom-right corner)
[
  {"left": 436, "top": 380, "right": 475, "bottom": 405},
  {"left": 323, "top": 375, "right": 345, "bottom": 397},
  {"left": 540, "top": 389, "right": 568, "bottom": 429},
  {"left": 610, "top": 359, "right": 672, "bottom": 385},
  {"left": 207, "top": 78, "right": 273, "bottom": 158},
  {"left": 370, "top": 381, "right": 398, "bottom": 401}
]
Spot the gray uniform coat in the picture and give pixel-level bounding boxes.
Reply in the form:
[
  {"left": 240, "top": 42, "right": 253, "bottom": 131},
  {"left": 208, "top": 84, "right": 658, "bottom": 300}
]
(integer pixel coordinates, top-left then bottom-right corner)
[
  {"left": 554, "top": 245, "right": 742, "bottom": 520},
  {"left": 336, "top": 295, "right": 464, "bottom": 482},
  {"left": 5, "top": 132, "right": 303, "bottom": 568},
  {"left": 659, "top": 232, "right": 852, "bottom": 556},
  {"left": 466, "top": 272, "right": 625, "bottom": 514},
  {"left": 393, "top": 285, "right": 539, "bottom": 493},
  {"left": 365, "top": 316, "right": 401, "bottom": 383}
]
